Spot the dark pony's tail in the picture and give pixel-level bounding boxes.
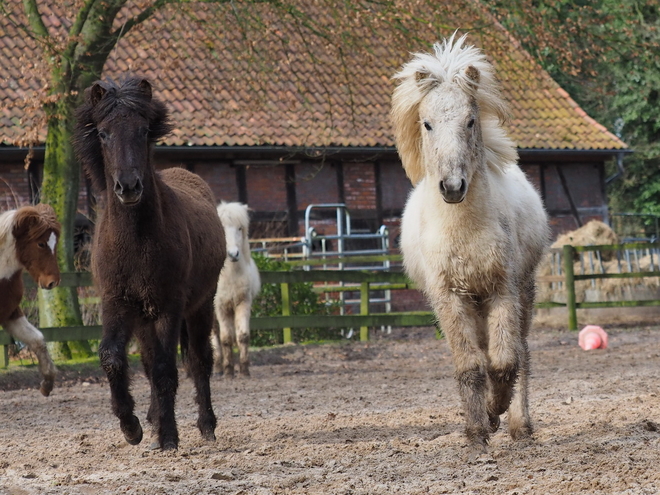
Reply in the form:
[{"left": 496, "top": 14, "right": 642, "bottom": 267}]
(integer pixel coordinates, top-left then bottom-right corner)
[{"left": 179, "top": 320, "right": 189, "bottom": 366}]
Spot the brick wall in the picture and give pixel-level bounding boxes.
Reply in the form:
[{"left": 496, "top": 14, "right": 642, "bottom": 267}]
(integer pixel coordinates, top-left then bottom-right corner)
[
  {"left": 193, "top": 161, "right": 239, "bottom": 203},
  {"left": 245, "top": 164, "right": 288, "bottom": 211},
  {"left": 295, "top": 162, "right": 339, "bottom": 209},
  {"left": 343, "top": 162, "right": 376, "bottom": 213},
  {"left": 520, "top": 163, "right": 541, "bottom": 191},
  {"left": 0, "top": 162, "right": 31, "bottom": 208},
  {"left": 380, "top": 161, "right": 411, "bottom": 212}
]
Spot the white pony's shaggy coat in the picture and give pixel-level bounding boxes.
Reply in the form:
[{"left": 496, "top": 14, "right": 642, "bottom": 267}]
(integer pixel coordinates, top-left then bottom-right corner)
[
  {"left": 393, "top": 34, "right": 549, "bottom": 448},
  {"left": 212, "top": 202, "right": 261, "bottom": 376}
]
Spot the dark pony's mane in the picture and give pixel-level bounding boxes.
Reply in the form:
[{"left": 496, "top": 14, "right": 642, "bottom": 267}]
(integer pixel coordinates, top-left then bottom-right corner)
[{"left": 73, "top": 77, "right": 173, "bottom": 193}]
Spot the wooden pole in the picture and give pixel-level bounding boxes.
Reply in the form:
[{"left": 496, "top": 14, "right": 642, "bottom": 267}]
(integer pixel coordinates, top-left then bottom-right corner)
[
  {"left": 0, "top": 345, "right": 8, "bottom": 368},
  {"left": 563, "top": 245, "right": 578, "bottom": 330},
  {"left": 360, "top": 281, "right": 369, "bottom": 341},
  {"left": 281, "top": 282, "right": 292, "bottom": 344}
]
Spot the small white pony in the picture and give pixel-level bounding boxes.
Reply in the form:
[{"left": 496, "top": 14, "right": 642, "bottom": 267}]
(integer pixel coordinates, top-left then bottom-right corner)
[
  {"left": 392, "top": 34, "right": 549, "bottom": 449},
  {"left": 212, "top": 202, "right": 261, "bottom": 377}
]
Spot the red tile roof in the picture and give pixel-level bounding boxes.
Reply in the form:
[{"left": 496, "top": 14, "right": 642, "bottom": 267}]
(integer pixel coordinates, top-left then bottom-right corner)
[{"left": 0, "top": 1, "right": 626, "bottom": 151}]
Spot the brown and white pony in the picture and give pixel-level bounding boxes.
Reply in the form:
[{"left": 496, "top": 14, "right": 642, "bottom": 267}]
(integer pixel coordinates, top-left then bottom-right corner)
[{"left": 0, "top": 204, "right": 60, "bottom": 396}]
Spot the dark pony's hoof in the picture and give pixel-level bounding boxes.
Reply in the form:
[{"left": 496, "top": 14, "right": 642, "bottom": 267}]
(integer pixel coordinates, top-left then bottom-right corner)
[
  {"left": 489, "top": 415, "right": 500, "bottom": 433},
  {"left": 39, "top": 378, "right": 54, "bottom": 397},
  {"left": 149, "top": 434, "right": 178, "bottom": 451},
  {"left": 201, "top": 430, "right": 216, "bottom": 442},
  {"left": 162, "top": 440, "right": 178, "bottom": 451},
  {"left": 121, "top": 415, "right": 144, "bottom": 445}
]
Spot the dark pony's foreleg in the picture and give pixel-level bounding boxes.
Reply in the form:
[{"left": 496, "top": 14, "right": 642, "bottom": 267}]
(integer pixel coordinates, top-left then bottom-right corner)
[
  {"left": 436, "top": 291, "right": 490, "bottom": 449},
  {"left": 98, "top": 308, "right": 142, "bottom": 446},
  {"left": 185, "top": 297, "right": 217, "bottom": 441},
  {"left": 140, "top": 314, "right": 182, "bottom": 450},
  {"left": 138, "top": 325, "right": 160, "bottom": 447}
]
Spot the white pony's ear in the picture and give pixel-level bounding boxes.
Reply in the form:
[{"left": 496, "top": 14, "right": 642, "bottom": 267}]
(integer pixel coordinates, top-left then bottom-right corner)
[
  {"left": 465, "top": 65, "right": 480, "bottom": 87},
  {"left": 456, "top": 65, "right": 480, "bottom": 96},
  {"left": 415, "top": 70, "right": 430, "bottom": 83}
]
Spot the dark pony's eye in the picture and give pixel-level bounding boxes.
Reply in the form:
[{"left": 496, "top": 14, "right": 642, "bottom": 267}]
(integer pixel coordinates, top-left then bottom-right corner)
[
  {"left": 423, "top": 121, "right": 432, "bottom": 131},
  {"left": 467, "top": 118, "right": 475, "bottom": 129},
  {"left": 140, "top": 127, "right": 149, "bottom": 138},
  {"left": 97, "top": 130, "right": 108, "bottom": 141},
  {"left": 38, "top": 242, "right": 46, "bottom": 248}
]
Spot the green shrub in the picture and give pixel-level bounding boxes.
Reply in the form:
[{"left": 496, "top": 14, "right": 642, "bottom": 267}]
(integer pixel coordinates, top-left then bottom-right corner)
[{"left": 251, "top": 254, "right": 341, "bottom": 346}]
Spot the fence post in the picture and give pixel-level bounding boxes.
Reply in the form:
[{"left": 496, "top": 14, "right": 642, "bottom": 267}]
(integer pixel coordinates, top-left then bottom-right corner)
[
  {"left": 563, "top": 244, "right": 578, "bottom": 331},
  {"left": 0, "top": 345, "right": 7, "bottom": 368},
  {"left": 281, "top": 282, "right": 292, "bottom": 344},
  {"left": 360, "top": 281, "right": 369, "bottom": 341}
]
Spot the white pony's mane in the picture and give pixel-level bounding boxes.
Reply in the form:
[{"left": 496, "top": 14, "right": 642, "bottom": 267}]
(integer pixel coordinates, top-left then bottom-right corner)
[
  {"left": 391, "top": 33, "right": 518, "bottom": 185},
  {"left": 217, "top": 201, "right": 250, "bottom": 231}
]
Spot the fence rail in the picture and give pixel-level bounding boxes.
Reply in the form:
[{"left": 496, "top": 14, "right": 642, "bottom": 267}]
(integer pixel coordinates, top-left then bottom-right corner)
[
  {"left": 560, "top": 243, "right": 660, "bottom": 330},
  {"left": 2, "top": 245, "right": 660, "bottom": 366}
]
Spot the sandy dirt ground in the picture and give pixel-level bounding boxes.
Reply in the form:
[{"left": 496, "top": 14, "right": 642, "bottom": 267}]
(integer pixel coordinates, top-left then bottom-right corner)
[{"left": 1, "top": 324, "right": 659, "bottom": 495}]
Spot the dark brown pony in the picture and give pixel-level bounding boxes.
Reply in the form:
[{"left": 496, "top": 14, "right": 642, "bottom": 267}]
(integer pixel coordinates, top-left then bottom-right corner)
[
  {"left": 0, "top": 204, "right": 60, "bottom": 396},
  {"left": 74, "top": 78, "right": 226, "bottom": 450}
]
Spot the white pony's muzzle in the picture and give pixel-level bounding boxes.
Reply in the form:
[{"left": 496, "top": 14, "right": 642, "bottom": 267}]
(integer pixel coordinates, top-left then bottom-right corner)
[{"left": 439, "top": 178, "right": 467, "bottom": 203}]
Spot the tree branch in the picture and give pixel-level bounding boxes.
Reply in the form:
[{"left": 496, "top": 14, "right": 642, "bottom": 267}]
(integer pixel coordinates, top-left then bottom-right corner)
[
  {"left": 22, "top": 0, "right": 49, "bottom": 38},
  {"left": 69, "top": 0, "right": 97, "bottom": 38},
  {"left": 111, "top": 0, "right": 177, "bottom": 40},
  {"left": 62, "top": 0, "right": 97, "bottom": 79}
]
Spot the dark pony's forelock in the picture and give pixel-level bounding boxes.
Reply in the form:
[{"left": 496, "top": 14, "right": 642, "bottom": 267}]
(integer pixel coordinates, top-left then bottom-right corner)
[{"left": 73, "top": 77, "right": 173, "bottom": 193}]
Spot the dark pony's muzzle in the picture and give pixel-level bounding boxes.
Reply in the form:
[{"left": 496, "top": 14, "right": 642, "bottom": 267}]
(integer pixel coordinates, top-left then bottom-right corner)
[
  {"left": 439, "top": 178, "right": 468, "bottom": 204},
  {"left": 114, "top": 177, "right": 144, "bottom": 205}
]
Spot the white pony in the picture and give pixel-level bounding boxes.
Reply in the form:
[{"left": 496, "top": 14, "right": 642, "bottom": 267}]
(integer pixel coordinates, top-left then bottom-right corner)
[
  {"left": 212, "top": 202, "right": 261, "bottom": 377},
  {"left": 392, "top": 34, "right": 549, "bottom": 449}
]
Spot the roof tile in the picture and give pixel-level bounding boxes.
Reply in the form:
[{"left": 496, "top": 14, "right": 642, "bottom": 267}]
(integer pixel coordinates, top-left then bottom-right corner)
[{"left": 0, "top": 0, "right": 626, "bottom": 151}]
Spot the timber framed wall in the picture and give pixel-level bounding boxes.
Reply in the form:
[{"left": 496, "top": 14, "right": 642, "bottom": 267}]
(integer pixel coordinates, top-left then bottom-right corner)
[{"left": 0, "top": 147, "right": 619, "bottom": 241}]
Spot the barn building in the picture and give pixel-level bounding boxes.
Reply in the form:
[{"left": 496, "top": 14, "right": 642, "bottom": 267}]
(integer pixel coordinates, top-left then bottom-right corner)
[{"left": 0, "top": 2, "right": 628, "bottom": 248}]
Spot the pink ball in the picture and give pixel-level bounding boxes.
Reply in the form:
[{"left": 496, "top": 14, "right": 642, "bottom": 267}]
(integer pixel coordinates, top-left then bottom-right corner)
[{"left": 578, "top": 325, "right": 608, "bottom": 350}]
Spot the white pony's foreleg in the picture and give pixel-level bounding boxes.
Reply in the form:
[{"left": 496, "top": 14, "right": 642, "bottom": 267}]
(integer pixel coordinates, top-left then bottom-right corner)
[
  {"left": 218, "top": 307, "right": 236, "bottom": 378},
  {"left": 434, "top": 290, "right": 490, "bottom": 448},
  {"left": 486, "top": 292, "right": 524, "bottom": 426},
  {"left": 210, "top": 319, "right": 223, "bottom": 374},
  {"left": 4, "top": 316, "right": 57, "bottom": 396},
  {"left": 234, "top": 298, "right": 252, "bottom": 377},
  {"left": 507, "top": 283, "right": 535, "bottom": 439},
  {"left": 508, "top": 340, "right": 531, "bottom": 439}
]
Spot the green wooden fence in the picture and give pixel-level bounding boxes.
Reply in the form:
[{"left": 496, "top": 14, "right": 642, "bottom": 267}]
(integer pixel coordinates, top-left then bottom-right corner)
[
  {"left": 0, "top": 265, "right": 437, "bottom": 367},
  {"left": 560, "top": 243, "right": 660, "bottom": 330},
  {"left": 2, "top": 245, "right": 660, "bottom": 366}
]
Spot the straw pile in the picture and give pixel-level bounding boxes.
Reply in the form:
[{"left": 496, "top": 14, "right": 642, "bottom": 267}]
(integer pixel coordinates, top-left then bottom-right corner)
[{"left": 537, "top": 220, "right": 660, "bottom": 303}]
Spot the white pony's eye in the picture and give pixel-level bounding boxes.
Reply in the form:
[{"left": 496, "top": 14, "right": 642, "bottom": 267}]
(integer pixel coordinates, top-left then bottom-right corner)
[
  {"left": 423, "top": 121, "right": 432, "bottom": 131},
  {"left": 467, "top": 118, "right": 475, "bottom": 129}
]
